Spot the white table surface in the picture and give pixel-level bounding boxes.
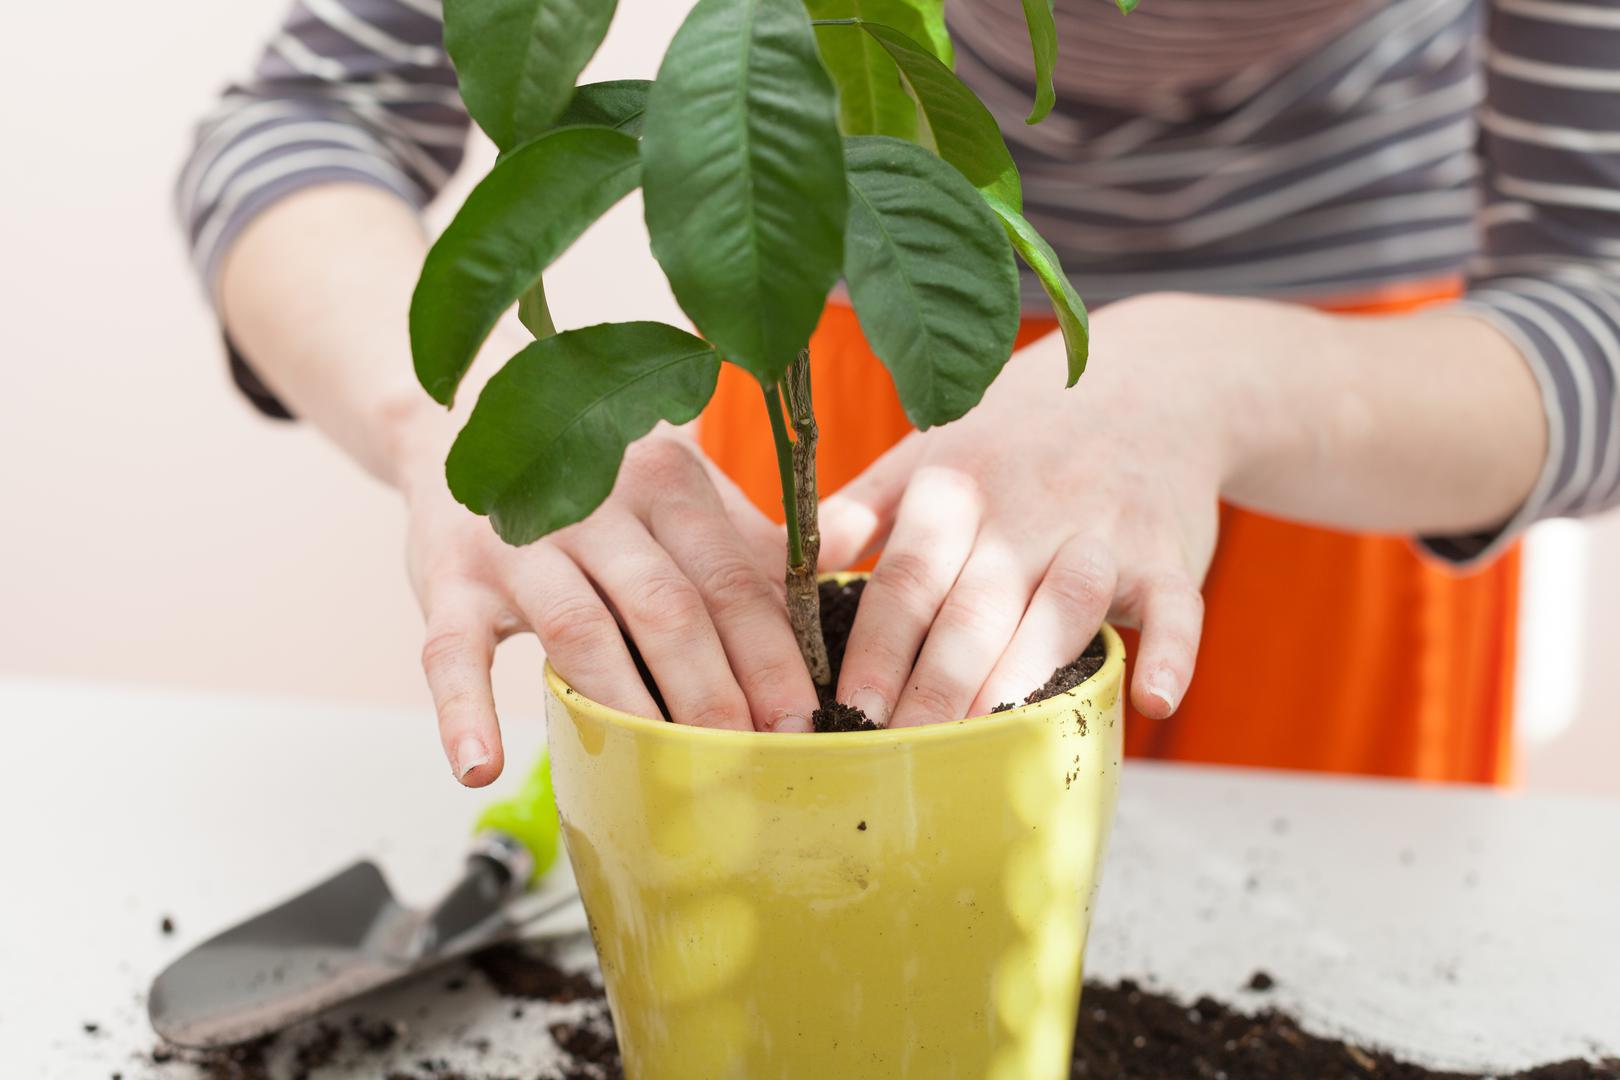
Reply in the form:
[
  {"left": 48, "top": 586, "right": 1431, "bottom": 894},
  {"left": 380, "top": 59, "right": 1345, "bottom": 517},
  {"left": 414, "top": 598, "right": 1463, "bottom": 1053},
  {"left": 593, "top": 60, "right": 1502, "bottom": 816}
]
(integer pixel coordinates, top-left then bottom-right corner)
[{"left": 2, "top": 676, "right": 1617, "bottom": 1077}]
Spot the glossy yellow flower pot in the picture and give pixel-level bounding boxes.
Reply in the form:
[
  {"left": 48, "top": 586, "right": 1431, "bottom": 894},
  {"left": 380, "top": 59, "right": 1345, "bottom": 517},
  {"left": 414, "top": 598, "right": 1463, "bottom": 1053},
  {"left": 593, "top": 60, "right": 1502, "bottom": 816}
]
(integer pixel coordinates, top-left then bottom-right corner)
[{"left": 545, "top": 589, "right": 1125, "bottom": 1080}]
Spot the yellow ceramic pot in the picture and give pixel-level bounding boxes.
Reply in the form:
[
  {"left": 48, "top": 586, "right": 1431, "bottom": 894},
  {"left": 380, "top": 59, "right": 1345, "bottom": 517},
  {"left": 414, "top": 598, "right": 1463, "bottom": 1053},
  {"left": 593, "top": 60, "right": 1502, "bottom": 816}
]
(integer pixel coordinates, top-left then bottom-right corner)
[{"left": 545, "top": 582, "right": 1124, "bottom": 1080}]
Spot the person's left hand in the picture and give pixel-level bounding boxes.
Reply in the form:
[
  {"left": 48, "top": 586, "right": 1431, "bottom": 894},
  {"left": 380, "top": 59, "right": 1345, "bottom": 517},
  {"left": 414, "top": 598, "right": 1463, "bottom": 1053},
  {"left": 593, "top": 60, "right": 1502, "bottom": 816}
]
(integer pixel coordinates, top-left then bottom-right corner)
[{"left": 817, "top": 295, "right": 1228, "bottom": 726}]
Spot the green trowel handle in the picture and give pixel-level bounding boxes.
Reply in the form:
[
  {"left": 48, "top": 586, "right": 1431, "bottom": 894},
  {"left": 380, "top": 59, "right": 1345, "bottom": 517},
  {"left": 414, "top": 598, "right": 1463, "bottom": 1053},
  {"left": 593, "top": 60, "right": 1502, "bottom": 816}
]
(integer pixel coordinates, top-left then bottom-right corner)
[{"left": 475, "top": 749, "right": 561, "bottom": 888}]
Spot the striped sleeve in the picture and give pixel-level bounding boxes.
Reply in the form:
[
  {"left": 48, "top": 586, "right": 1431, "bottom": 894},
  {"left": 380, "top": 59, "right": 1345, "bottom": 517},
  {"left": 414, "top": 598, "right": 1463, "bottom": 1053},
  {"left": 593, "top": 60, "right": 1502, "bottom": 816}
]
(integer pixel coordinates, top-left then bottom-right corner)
[
  {"left": 176, "top": 0, "right": 467, "bottom": 415},
  {"left": 1427, "top": 0, "right": 1620, "bottom": 562}
]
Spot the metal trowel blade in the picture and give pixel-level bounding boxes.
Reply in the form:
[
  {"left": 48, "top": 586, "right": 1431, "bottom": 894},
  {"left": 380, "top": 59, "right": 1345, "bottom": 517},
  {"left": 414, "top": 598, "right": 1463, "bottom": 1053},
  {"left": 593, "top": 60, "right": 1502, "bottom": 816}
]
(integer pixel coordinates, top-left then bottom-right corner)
[{"left": 148, "top": 856, "right": 538, "bottom": 1049}]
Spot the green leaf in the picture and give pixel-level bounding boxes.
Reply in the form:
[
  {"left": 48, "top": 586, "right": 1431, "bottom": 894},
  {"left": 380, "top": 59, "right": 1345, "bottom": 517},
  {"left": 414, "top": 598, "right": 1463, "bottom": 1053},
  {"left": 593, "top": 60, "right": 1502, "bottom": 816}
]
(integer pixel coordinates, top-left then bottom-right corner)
[
  {"left": 1018, "top": 0, "right": 1057, "bottom": 124},
  {"left": 842, "top": 136, "right": 1020, "bottom": 429},
  {"left": 555, "top": 79, "right": 652, "bottom": 136},
  {"left": 903, "top": 0, "right": 954, "bottom": 66},
  {"left": 411, "top": 127, "right": 640, "bottom": 406},
  {"left": 642, "top": 0, "right": 847, "bottom": 386},
  {"left": 808, "top": 2, "right": 918, "bottom": 139},
  {"left": 1117, "top": 0, "right": 1140, "bottom": 12},
  {"left": 443, "top": 0, "right": 618, "bottom": 152},
  {"left": 984, "top": 192, "right": 1089, "bottom": 385},
  {"left": 446, "top": 323, "right": 721, "bottom": 545},
  {"left": 518, "top": 282, "right": 556, "bottom": 338},
  {"left": 806, "top": 0, "right": 952, "bottom": 138},
  {"left": 846, "top": 21, "right": 1021, "bottom": 212}
]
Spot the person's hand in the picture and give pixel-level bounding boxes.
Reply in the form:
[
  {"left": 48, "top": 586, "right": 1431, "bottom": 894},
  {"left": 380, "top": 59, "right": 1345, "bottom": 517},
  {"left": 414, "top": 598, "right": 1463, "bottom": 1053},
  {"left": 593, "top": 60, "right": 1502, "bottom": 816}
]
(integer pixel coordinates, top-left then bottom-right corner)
[
  {"left": 399, "top": 425, "right": 818, "bottom": 786},
  {"left": 819, "top": 293, "right": 1238, "bottom": 727}
]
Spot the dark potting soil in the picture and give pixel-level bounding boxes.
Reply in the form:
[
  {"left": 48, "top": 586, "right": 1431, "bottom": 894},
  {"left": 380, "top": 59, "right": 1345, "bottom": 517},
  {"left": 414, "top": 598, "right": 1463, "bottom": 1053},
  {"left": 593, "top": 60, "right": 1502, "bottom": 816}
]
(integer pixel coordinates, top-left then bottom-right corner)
[
  {"left": 1025, "top": 631, "right": 1109, "bottom": 705},
  {"left": 169, "top": 945, "right": 1609, "bottom": 1080},
  {"left": 809, "top": 577, "right": 1108, "bottom": 731},
  {"left": 811, "top": 700, "right": 879, "bottom": 732},
  {"left": 149, "top": 948, "right": 599, "bottom": 1080},
  {"left": 809, "top": 576, "right": 879, "bottom": 731},
  {"left": 468, "top": 943, "right": 600, "bottom": 1003},
  {"left": 1072, "top": 978, "right": 1620, "bottom": 1080},
  {"left": 626, "top": 578, "right": 1107, "bottom": 732}
]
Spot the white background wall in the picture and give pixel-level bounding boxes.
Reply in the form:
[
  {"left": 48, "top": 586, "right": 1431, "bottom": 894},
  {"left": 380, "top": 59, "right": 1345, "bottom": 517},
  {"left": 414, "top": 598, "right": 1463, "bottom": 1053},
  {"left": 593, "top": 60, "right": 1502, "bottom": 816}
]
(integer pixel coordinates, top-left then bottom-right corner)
[{"left": 1, "top": 2, "right": 1615, "bottom": 792}]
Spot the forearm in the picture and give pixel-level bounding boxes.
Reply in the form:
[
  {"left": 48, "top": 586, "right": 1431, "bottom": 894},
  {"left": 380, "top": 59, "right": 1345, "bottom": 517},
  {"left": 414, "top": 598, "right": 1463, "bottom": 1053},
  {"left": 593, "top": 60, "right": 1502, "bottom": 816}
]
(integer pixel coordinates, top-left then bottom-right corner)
[
  {"left": 217, "top": 183, "right": 462, "bottom": 486},
  {"left": 1196, "top": 296, "right": 1547, "bottom": 537}
]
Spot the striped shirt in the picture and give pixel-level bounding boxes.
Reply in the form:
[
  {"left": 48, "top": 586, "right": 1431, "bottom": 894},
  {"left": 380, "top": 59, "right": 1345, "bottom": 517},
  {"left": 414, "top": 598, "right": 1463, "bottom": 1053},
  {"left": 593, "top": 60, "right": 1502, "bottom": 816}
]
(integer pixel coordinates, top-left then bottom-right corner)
[{"left": 176, "top": 0, "right": 1620, "bottom": 562}]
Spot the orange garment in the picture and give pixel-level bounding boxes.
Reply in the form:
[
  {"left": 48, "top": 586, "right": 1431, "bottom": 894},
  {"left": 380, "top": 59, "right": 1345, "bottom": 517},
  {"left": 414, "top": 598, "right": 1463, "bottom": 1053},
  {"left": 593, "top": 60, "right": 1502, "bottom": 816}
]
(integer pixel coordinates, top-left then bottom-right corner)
[{"left": 699, "top": 284, "right": 1518, "bottom": 786}]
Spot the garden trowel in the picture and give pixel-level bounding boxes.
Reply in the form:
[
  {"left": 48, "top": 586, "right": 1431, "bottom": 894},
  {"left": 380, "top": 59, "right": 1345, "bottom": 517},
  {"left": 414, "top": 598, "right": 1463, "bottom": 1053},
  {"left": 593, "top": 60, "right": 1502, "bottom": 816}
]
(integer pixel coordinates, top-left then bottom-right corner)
[{"left": 148, "top": 752, "right": 581, "bottom": 1049}]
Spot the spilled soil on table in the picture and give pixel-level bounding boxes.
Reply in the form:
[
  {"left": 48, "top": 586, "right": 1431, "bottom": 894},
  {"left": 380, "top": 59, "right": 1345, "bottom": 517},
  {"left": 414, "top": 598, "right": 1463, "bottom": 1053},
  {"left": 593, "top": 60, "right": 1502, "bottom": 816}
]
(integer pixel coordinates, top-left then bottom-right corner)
[
  {"left": 153, "top": 946, "right": 1620, "bottom": 1080},
  {"left": 1072, "top": 977, "right": 1620, "bottom": 1080}
]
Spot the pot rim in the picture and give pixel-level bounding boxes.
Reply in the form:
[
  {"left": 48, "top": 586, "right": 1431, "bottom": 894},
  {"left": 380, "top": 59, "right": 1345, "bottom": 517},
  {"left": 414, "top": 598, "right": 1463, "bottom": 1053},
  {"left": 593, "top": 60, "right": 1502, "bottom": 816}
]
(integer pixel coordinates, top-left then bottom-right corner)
[{"left": 544, "top": 618, "right": 1126, "bottom": 748}]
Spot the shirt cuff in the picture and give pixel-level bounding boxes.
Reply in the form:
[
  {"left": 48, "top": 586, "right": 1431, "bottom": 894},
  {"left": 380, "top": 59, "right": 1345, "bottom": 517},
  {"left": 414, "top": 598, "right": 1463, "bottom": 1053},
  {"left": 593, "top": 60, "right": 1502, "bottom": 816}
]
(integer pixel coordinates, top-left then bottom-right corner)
[
  {"left": 1413, "top": 298, "right": 1568, "bottom": 568},
  {"left": 196, "top": 166, "right": 424, "bottom": 421}
]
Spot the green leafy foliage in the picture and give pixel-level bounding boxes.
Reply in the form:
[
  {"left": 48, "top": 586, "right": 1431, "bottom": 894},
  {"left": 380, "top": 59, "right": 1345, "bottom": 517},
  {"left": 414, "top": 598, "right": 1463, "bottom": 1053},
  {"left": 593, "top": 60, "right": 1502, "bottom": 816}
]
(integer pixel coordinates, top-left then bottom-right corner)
[
  {"left": 554, "top": 79, "right": 652, "bottom": 135},
  {"left": 446, "top": 323, "right": 721, "bottom": 545},
  {"left": 808, "top": 20, "right": 1084, "bottom": 385},
  {"left": 443, "top": 0, "right": 619, "bottom": 152},
  {"left": 422, "top": 0, "right": 1104, "bottom": 579},
  {"left": 985, "top": 193, "right": 1089, "bottom": 385},
  {"left": 642, "top": 0, "right": 847, "bottom": 387},
  {"left": 411, "top": 127, "right": 640, "bottom": 405},
  {"left": 842, "top": 137, "right": 1020, "bottom": 428},
  {"left": 836, "top": 21, "right": 1021, "bottom": 211},
  {"left": 1117, "top": 0, "right": 1140, "bottom": 12},
  {"left": 1018, "top": 0, "right": 1058, "bottom": 124},
  {"left": 806, "top": 0, "right": 952, "bottom": 138}
]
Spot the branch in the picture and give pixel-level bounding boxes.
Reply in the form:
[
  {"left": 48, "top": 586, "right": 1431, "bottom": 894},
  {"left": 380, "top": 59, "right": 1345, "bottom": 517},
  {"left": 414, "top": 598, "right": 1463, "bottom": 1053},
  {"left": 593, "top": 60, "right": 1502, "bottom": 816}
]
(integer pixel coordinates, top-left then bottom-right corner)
[
  {"left": 762, "top": 383, "right": 804, "bottom": 568},
  {"left": 781, "top": 349, "right": 830, "bottom": 688}
]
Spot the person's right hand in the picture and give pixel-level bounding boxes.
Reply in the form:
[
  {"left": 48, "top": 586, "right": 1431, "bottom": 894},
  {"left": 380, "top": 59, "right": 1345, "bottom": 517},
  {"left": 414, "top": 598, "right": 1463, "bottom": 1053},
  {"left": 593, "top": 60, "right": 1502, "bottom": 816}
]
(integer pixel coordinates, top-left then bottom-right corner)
[{"left": 398, "top": 425, "right": 820, "bottom": 787}]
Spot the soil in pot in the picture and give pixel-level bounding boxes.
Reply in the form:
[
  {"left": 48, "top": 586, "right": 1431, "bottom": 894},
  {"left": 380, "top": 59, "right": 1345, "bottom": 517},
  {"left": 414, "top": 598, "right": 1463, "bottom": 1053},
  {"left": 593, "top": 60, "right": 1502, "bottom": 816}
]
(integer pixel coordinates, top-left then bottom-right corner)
[
  {"left": 623, "top": 578, "right": 1108, "bottom": 732},
  {"left": 810, "top": 579, "right": 1114, "bottom": 731},
  {"left": 812, "top": 577, "right": 1109, "bottom": 729},
  {"left": 807, "top": 577, "right": 1108, "bottom": 731}
]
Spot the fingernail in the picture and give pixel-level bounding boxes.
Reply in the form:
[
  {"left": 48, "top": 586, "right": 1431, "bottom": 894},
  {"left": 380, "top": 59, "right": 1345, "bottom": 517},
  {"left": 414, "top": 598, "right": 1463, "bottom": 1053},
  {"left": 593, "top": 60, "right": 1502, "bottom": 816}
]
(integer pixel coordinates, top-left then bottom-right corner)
[
  {"left": 848, "top": 687, "right": 890, "bottom": 727},
  {"left": 771, "top": 711, "right": 813, "bottom": 734},
  {"left": 453, "top": 736, "right": 489, "bottom": 780},
  {"left": 1143, "top": 682, "right": 1177, "bottom": 717}
]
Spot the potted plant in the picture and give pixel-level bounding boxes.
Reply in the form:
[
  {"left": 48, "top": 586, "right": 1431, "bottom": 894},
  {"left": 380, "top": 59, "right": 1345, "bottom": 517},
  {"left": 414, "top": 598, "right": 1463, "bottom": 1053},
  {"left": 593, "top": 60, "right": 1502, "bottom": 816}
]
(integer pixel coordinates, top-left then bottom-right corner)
[{"left": 410, "top": 0, "right": 1132, "bottom": 1075}]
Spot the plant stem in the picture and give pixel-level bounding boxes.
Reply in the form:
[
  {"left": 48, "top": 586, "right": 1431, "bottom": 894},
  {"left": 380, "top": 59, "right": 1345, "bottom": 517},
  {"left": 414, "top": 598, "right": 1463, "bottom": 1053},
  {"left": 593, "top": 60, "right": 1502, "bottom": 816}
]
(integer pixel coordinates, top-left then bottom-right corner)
[
  {"left": 763, "top": 383, "right": 804, "bottom": 568},
  {"left": 762, "top": 353, "right": 831, "bottom": 690},
  {"left": 781, "top": 349, "right": 831, "bottom": 689}
]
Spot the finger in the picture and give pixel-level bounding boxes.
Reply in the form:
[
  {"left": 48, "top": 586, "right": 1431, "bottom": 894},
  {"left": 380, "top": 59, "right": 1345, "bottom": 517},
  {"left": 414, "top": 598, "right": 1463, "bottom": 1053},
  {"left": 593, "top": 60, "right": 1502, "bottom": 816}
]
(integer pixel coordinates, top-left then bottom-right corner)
[
  {"left": 503, "top": 543, "right": 665, "bottom": 723},
  {"left": 818, "top": 432, "right": 927, "bottom": 570},
  {"left": 420, "top": 586, "right": 508, "bottom": 788},
  {"left": 700, "top": 457, "right": 792, "bottom": 589},
  {"left": 835, "top": 465, "right": 983, "bottom": 727},
  {"left": 888, "top": 535, "right": 1044, "bottom": 728},
  {"left": 1121, "top": 569, "right": 1204, "bottom": 719},
  {"left": 970, "top": 537, "right": 1117, "bottom": 716},
  {"left": 556, "top": 514, "right": 753, "bottom": 731},
  {"left": 645, "top": 484, "right": 821, "bottom": 733}
]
